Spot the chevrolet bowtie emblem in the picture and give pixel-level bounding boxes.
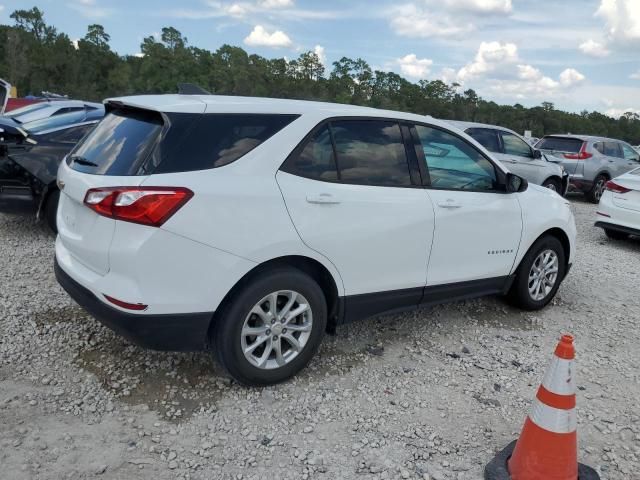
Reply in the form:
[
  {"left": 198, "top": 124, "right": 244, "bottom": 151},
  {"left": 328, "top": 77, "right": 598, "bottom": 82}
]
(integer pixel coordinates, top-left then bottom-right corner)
[{"left": 57, "top": 179, "right": 65, "bottom": 190}]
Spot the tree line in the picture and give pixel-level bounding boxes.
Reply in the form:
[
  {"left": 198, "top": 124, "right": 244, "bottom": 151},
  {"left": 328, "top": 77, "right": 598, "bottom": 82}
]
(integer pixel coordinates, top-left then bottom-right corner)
[{"left": 1, "top": 6, "right": 639, "bottom": 143}]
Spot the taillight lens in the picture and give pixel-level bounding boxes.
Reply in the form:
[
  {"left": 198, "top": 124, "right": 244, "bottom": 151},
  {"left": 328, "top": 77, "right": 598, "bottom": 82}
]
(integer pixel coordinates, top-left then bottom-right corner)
[
  {"left": 563, "top": 143, "right": 592, "bottom": 160},
  {"left": 605, "top": 180, "right": 631, "bottom": 194},
  {"left": 84, "top": 187, "right": 193, "bottom": 227}
]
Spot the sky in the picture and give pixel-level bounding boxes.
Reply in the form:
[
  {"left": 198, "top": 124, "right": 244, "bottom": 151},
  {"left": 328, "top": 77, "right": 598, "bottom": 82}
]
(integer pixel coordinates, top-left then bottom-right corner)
[{"left": 0, "top": 0, "right": 639, "bottom": 117}]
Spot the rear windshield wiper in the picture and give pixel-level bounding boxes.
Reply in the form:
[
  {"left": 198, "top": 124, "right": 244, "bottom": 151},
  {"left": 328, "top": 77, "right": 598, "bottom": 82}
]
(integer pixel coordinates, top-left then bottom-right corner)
[{"left": 69, "top": 155, "right": 99, "bottom": 167}]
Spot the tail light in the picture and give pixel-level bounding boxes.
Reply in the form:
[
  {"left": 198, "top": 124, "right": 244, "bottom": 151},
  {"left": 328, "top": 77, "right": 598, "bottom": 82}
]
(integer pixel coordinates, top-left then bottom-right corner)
[
  {"left": 604, "top": 180, "right": 631, "bottom": 194},
  {"left": 84, "top": 187, "right": 193, "bottom": 227},
  {"left": 103, "top": 294, "right": 148, "bottom": 311},
  {"left": 563, "top": 143, "right": 592, "bottom": 160}
]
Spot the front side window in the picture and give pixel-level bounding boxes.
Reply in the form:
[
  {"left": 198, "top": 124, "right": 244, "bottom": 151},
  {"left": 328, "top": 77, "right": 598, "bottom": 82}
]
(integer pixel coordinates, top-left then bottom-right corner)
[
  {"left": 282, "top": 125, "right": 338, "bottom": 181},
  {"left": 466, "top": 128, "right": 500, "bottom": 153},
  {"left": 621, "top": 144, "right": 639, "bottom": 161},
  {"left": 414, "top": 125, "right": 498, "bottom": 191},
  {"left": 501, "top": 132, "right": 533, "bottom": 158},
  {"left": 331, "top": 120, "right": 411, "bottom": 186}
]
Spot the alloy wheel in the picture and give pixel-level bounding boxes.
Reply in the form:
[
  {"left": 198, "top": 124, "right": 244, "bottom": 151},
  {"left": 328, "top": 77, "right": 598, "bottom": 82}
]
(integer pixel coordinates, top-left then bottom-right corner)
[
  {"left": 594, "top": 178, "right": 606, "bottom": 202},
  {"left": 241, "top": 290, "right": 313, "bottom": 370},
  {"left": 528, "top": 249, "right": 559, "bottom": 301}
]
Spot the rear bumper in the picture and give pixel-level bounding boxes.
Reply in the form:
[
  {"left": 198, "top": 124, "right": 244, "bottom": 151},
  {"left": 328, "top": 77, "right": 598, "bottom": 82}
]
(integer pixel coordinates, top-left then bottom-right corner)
[
  {"left": 54, "top": 257, "right": 213, "bottom": 351},
  {"left": 595, "top": 221, "right": 640, "bottom": 237},
  {"left": 568, "top": 177, "right": 592, "bottom": 193}
]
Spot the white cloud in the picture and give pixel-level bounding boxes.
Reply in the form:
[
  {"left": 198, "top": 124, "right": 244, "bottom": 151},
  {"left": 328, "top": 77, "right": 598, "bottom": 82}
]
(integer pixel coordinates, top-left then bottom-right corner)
[
  {"left": 67, "top": 0, "right": 113, "bottom": 19},
  {"left": 71, "top": 39, "right": 80, "bottom": 50},
  {"left": 579, "top": 39, "right": 611, "bottom": 57},
  {"left": 596, "top": 0, "right": 640, "bottom": 43},
  {"left": 605, "top": 107, "right": 640, "bottom": 118},
  {"left": 313, "top": 45, "right": 326, "bottom": 66},
  {"left": 457, "top": 41, "right": 519, "bottom": 82},
  {"left": 244, "top": 25, "right": 292, "bottom": 48},
  {"left": 396, "top": 54, "right": 433, "bottom": 79},
  {"left": 443, "top": 0, "right": 512, "bottom": 14},
  {"left": 631, "top": 70, "right": 640, "bottom": 80},
  {"left": 258, "top": 0, "right": 293, "bottom": 7},
  {"left": 439, "top": 67, "right": 458, "bottom": 84},
  {"left": 390, "top": 4, "right": 473, "bottom": 38},
  {"left": 559, "top": 68, "right": 586, "bottom": 87}
]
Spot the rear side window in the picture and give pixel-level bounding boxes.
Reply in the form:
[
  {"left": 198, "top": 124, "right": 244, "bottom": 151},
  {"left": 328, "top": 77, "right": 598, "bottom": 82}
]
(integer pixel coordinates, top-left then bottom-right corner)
[
  {"left": 466, "top": 128, "right": 500, "bottom": 153},
  {"left": 603, "top": 142, "right": 622, "bottom": 158},
  {"left": 69, "top": 111, "right": 297, "bottom": 175},
  {"left": 331, "top": 120, "right": 411, "bottom": 186},
  {"left": 537, "top": 136, "right": 583, "bottom": 153},
  {"left": 151, "top": 114, "right": 298, "bottom": 174},
  {"left": 69, "top": 109, "right": 163, "bottom": 175},
  {"left": 282, "top": 125, "right": 338, "bottom": 181}
]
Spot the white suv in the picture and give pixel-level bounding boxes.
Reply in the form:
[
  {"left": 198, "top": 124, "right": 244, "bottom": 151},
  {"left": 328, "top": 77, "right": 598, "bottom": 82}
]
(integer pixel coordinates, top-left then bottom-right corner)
[{"left": 55, "top": 95, "right": 576, "bottom": 386}]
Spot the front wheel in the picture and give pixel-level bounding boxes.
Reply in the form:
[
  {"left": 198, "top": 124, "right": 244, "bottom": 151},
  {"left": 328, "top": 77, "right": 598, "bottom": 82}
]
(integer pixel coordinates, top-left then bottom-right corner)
[
  {"left": 508, "top": 236, "right": 566, "bottom": 311},
  {"left": 212, "top": 268, "right": 327, "bottom": 386},
  {"left": 542, "top": 178, "right": 562, "bottom": 193}
]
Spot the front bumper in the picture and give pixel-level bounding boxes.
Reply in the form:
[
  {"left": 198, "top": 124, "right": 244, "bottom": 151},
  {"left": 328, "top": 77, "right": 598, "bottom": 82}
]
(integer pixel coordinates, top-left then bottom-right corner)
[
  {"left": 55, "top": 257, "right": 213, "bottom": 351},
  {"left": 0, "top": 183, "right": 37, "bottom": 214},
  {"left": 567, "top": 176, "right": 593, "bottom": 193}
]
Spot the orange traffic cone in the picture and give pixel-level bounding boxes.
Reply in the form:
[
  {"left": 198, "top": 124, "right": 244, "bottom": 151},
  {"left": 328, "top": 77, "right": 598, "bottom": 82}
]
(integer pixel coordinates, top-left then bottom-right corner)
[{"left": 484, "top": 334, "right": 599, "bottom": 480}]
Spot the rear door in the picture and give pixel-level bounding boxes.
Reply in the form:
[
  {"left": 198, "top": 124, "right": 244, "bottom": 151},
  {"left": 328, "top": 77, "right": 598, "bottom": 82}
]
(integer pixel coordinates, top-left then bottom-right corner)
[
  {"left": 277, "top": 119, "right": 435, "bottom": 296},
  {"left": 56, "top": 109, "right": 164, "bottom": 275},
  {"left": 602, "top": 142, "right": 626, "bottom": 177},
  {"left": 411, "top": 124, "right": 522, "bottom": 285},
  {"left": 498, "top": 131, "right": 545, "bottom": 183}
]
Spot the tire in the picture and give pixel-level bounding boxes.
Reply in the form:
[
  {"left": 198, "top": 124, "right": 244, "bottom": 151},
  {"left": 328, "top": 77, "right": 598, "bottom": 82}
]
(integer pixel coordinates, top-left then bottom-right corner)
[
  {"left": 212, "top": 267, "right": 327, "bottom": 386},
  {"left": 586, "top": 174, "right": 608, "bottom": 203},
  {"left": 44, "top": 189, "right": 60, "bottom": 234},
  {"left": 542, "top": 178, "right": 562, "bottom": 193},
  {"left": 508, "top": 235, "right": 566, "bottom": 311},
  {"left": 604, "top": 228, "right": 629, "bottom": 240}
]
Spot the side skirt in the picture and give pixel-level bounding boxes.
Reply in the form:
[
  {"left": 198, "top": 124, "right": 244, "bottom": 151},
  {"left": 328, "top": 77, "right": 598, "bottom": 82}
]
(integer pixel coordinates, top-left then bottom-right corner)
[{"left": 338, "top": 276, "right": 513, "bottom": 325}]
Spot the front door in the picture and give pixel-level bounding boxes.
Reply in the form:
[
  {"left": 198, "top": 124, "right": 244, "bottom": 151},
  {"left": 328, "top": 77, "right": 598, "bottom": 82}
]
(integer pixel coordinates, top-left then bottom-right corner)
[
  {"left": 498, "top": 131, "right": 547, "bottom": 185},
  {"left": 277, "top": 119, "right": 435, "bottom": 297},
  {"left": 411, "top": 124, "right": 522, "bottom": 285}
]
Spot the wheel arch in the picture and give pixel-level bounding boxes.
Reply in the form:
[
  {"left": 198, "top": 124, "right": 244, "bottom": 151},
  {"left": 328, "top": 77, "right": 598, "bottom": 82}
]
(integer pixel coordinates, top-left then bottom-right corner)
[
  {"left": 208, "top": 255, "right": 341, "bottom": 340},
  {"left": 541, "top": 175, "right": 563, "bottom": 187},
  {"left": 516, "top": 227, "right": 571, "bottom": 276}
]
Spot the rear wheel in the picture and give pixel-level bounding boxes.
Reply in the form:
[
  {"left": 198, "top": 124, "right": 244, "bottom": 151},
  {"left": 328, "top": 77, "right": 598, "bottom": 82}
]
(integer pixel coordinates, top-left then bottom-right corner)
[
  {"left": 508, "top": 236, "right": 566, "bottom": 311},
  {"left": 44, "top": 189, "right": 60, "bottom": 233},
  {"left": 212, "top": 268, "right": 327, "bottom": 386},
  {"left": 586, "top": 174, "right": 607, "bottom": 203},
  {"left": 604, "top": 228, "right": 629, "bottom": 240},
  {"left": 542, "top": 178, "right": 561, "bottom": 193}
]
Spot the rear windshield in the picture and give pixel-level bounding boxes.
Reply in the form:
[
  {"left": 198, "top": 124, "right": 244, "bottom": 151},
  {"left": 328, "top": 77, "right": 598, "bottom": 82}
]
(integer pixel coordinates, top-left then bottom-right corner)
[
  {"left": 68, "top": 109, "right": 298, "bottom": 175},
  {"left": 536, "top": 136, "right": 583, "bottom": 153},
  {"left": 24, "top": 110, "right": 88, "bottom": 134}
]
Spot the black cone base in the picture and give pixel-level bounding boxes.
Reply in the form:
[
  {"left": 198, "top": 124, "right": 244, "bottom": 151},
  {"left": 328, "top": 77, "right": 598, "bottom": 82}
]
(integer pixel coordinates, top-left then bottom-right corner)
[{"left": 484, "top": 440, "right": 600, "bottom": 480}]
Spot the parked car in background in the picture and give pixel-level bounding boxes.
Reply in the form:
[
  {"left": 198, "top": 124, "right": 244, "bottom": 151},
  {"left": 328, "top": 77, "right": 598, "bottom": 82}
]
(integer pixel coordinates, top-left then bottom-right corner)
[
  {"left": 446, "top": 121, "right": 568, "bottom": 194},
  {"left": 595, "top": 167, "right": 640, "bottom": 240},
  {"left": 0, "top": 109, "right": 104, "bottom": 231},
  {"left": 0, "top": 99, "right": 103, "bottom": 128},
  {"left": 536, "top": 135, "right": 640, "bottom": 203},
  {"left": 525, "top": 136, "right": 539, "bottom": 146},
  {"left": 55, "top": 95, "right": 576, "bottom": 386}
]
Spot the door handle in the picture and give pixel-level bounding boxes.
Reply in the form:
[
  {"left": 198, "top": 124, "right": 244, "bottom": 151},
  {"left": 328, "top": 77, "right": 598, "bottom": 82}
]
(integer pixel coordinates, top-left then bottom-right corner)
[
  {"left": 437, "top": 199, "right": 462, "bottom": 209},
  {"left": 306, "top": 193, "right": 341, "bottom": 205}
]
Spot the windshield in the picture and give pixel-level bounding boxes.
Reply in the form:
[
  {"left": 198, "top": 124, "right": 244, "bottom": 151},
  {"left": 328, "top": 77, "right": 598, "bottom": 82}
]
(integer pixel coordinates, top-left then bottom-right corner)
[
  {"left": 22, "top": 110, "right": 87, "bottom": 134},
  {"left": 6, "top": 103, "right": 49, "bottom": 120}
]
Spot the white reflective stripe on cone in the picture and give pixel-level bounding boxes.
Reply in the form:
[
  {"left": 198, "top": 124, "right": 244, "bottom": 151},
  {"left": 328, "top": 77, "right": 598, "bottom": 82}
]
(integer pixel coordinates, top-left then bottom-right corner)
[
  {"left": 530, "top": 398, "right": 577, "bottom": 434},
  {"left": 542, "top": 356, "right": 575, "bottom": 396}
]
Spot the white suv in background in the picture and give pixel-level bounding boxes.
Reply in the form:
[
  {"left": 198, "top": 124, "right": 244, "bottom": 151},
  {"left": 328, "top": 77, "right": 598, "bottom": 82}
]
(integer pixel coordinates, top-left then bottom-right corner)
[{"left": 55, "top": 95, "right": 576, "bottom": 386}]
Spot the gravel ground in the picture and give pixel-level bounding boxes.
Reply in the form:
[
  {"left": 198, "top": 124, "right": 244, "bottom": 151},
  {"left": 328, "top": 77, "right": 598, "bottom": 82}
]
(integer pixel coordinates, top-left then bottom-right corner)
[{"left": 1, "top": 196, "right": 639, "bottom": 480}]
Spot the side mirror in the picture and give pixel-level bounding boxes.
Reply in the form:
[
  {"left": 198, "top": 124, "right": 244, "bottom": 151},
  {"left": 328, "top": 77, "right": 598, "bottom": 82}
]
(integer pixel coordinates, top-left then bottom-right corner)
[
  {"left": 533, "top": 149, "right": 542, "bottom": 159},
  {"left": 506, "top": 173, "right": 528, "bottom": 193}
]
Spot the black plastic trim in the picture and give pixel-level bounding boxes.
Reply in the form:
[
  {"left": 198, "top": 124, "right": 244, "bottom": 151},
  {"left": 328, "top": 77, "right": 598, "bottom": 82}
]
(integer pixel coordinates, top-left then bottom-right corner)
[
  {"left": 55, "top": 257, "right": 213, "bottom": 352},
  {"left": 595, "top": 221, "right": 640, "bottom": 237},
  {"left": 339, "top": 276, "right": 512, "bottom": 324}
]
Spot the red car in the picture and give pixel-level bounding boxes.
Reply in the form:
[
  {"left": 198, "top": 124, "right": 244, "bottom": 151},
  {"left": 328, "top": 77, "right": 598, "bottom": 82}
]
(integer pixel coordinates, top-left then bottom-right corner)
[{"left": 1, "top": 79, "right": 43, "bottom": 114}]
